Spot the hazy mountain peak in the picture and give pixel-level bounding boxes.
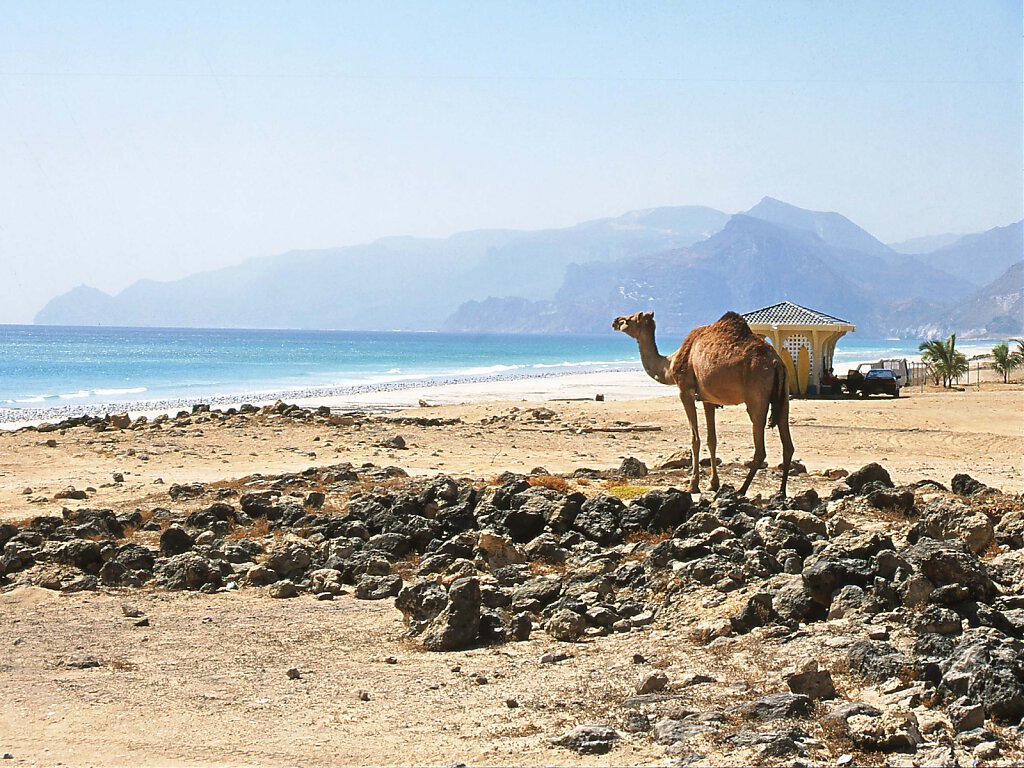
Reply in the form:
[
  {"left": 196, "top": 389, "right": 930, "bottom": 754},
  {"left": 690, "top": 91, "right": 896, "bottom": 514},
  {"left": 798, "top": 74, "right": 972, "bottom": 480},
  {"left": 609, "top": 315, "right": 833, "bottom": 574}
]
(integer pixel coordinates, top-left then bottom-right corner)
[
  {"left": 34, "top": 285, "right": 114, "bottom": 326},
  {"left": 745, "top": 197, "right": 893, "bottom": 257},
  {"left": 921, "top": 221, "right": 1023, "bottom": 287}
]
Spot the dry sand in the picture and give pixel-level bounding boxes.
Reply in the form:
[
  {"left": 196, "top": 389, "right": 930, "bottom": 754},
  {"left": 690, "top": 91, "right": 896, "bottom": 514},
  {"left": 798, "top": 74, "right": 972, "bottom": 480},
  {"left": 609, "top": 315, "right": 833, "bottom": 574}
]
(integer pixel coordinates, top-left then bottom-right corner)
[{"left": 0, "top": 374, "right": 1022, "bottom": 766}]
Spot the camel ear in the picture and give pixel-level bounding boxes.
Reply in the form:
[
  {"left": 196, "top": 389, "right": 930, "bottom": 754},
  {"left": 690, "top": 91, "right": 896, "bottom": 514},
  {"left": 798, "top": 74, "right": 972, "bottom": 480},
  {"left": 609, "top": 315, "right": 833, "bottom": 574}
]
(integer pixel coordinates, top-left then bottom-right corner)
[{"left": 641, "top": 312, "right": 654, "bottom": 321}]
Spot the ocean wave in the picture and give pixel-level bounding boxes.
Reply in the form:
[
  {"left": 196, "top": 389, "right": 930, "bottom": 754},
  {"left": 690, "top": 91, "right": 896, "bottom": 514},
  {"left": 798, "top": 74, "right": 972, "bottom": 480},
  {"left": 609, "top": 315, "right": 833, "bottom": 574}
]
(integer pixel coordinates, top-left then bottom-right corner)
[
  {"left": 530, "top": 359, "right": 635, "bottom": 369},
  {"left": 59, "top": 390, "right": 91, "bottom": 400},
  {"left": 94, "top": 387, "right": 148, "bottom": 396},
  {"left": 457, "top": 363, "right": 530, "bottom": 375}
]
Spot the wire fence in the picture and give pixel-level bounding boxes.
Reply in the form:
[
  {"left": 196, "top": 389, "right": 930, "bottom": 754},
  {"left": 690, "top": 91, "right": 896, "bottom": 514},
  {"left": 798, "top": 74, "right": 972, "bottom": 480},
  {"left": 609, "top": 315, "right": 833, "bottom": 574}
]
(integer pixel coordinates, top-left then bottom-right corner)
[{"left": 910, "top": 361, "right": 990, "bottom": 389}]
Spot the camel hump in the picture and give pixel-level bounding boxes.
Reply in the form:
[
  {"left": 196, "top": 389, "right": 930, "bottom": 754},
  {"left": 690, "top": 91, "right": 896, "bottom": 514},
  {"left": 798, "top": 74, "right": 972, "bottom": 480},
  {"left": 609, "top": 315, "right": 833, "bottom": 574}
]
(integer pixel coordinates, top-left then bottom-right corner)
[{"left": 715, "top": 311, "right": 754, "bottom": 336}]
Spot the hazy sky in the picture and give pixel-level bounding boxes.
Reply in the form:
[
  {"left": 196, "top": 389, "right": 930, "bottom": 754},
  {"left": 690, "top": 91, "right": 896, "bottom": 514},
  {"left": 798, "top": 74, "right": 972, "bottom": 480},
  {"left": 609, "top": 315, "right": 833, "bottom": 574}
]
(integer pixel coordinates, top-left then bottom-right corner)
[{"left": 2, "top": 1, "right": 1021, "bottom": 324}]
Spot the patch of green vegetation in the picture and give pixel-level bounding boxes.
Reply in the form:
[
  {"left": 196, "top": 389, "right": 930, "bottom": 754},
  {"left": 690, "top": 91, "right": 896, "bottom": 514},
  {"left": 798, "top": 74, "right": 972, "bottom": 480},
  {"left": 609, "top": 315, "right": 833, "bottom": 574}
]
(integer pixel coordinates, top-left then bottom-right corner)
[{"left": 604, "top": 484, "right": 648, "bottom": 500}]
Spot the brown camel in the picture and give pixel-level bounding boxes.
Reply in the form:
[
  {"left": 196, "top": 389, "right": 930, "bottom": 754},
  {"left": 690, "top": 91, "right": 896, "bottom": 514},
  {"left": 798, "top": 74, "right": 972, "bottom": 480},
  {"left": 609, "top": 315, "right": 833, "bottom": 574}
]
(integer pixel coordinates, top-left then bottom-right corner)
[{"left": 612, "top": 310, "right": 794, "bottom": 497}]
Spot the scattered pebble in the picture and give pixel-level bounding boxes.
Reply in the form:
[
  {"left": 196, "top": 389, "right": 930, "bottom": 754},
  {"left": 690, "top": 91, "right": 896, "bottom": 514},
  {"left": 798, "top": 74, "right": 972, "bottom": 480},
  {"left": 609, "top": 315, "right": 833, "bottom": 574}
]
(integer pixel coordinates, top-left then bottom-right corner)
[
  {"left": 539, "top": 651, "right": 571, "bottom": 664},
  {"left": 636, "top": 671, "right": 669, "bottom": 695},
  {"left": 384, "top": 656, "right": 398, "bottom": 664},
  {"left": 64, "top": 656, "right": 101, "bottom": 669},
  {"left": 286, "top": 668, "right": 301, "bottom": 680},
  {"left": 356, "top": 689, "right": 371, "bottom": 701}
]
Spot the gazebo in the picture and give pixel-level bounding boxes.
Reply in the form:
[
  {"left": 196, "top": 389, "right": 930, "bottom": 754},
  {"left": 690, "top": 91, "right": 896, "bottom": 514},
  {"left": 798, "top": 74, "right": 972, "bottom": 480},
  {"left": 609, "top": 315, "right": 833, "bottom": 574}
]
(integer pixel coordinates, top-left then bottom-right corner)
[{"left": 742, "top": 301, "right": 856, "bottom": 397}]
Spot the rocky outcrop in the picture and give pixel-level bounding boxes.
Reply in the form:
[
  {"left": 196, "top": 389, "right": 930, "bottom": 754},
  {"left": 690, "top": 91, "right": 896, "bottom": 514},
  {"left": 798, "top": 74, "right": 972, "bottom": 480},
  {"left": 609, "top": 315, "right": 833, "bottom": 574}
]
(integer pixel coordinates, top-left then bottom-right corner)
[{"left": 2, "top": 460, "right": 1023, "bottom": 763}]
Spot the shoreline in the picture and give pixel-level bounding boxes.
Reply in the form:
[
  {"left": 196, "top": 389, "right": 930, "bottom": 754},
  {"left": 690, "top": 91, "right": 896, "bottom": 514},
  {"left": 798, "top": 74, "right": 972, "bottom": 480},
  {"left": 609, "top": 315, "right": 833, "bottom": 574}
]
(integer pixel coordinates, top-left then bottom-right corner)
[
  {"left": 0, "top": 366, "right": 657, "bottom": 430},
  {"left": 0, "top": 344, "right": 1008, "bottom": 431}
]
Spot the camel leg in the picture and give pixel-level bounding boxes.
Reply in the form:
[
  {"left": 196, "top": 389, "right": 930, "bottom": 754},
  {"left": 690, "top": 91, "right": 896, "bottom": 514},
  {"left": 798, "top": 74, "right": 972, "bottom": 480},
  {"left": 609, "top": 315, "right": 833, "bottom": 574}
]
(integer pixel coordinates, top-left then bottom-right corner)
[
  {"left": 679, "top": 392, "right": 701, "bottom": 494},
  {"left": 738, "top": 403, "right": 768, "bottom": 496},
  {"left": 703, "top": 402, "right": 720, "bottom": 491},
  {"left": 775, "top": 398, "right": 795, "bottom": 498}
]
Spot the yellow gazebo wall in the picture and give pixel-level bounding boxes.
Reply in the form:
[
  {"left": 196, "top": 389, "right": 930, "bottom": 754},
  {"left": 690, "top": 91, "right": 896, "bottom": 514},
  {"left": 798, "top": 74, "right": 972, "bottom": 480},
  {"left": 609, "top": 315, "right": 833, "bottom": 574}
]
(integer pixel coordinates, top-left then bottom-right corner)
[{"left": 749, "top": 324, "right": 852, "bottom": 396}]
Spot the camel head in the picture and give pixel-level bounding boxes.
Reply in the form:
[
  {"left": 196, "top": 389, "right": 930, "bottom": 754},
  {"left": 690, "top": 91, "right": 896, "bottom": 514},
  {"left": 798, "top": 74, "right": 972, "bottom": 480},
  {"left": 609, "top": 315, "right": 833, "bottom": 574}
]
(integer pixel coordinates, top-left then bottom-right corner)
[{"left": 611, "top": 311, "right": 655, "bottom": 340}]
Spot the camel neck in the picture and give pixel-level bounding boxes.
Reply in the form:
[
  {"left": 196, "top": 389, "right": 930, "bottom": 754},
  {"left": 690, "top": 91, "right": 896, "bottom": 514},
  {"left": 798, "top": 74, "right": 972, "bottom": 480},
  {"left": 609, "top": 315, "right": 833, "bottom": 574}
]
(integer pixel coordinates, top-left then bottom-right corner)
[{"left": 637, "top": 332, "right": 674, "bottom": 385}]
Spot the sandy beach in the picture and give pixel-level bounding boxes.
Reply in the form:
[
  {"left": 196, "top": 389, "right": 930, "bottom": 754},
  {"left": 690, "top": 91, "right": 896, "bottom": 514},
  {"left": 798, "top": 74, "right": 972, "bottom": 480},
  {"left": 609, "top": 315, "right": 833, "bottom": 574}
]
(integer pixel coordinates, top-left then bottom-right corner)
[
  {"left": 1, "top": 371, "right": 1022, "bottom": 766},
  {"left": 2, "top": 370, "right": 1022, "bottom": 518}
]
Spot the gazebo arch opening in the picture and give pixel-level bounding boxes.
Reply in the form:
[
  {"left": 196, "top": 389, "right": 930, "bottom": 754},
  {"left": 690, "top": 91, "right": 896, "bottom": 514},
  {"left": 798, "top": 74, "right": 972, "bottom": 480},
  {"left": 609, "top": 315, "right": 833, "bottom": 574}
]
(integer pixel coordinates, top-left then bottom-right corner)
[{"left": 741, "top": 301, "right": 856, "bottom": 397}]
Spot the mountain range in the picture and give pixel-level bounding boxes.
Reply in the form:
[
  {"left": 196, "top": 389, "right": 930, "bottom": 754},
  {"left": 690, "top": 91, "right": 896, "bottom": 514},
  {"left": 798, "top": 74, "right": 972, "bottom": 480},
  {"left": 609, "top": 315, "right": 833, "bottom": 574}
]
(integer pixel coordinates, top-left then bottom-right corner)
[{"left": 36, "top": 198, "right": 1023, "bottom": 338}]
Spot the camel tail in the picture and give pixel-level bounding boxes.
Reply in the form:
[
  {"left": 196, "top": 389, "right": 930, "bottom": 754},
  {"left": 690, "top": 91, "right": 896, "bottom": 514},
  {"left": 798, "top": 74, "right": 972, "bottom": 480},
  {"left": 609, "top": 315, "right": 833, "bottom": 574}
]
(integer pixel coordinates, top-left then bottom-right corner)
[{"left": 768, "top": 361, "right": 787, "bottom": 429}]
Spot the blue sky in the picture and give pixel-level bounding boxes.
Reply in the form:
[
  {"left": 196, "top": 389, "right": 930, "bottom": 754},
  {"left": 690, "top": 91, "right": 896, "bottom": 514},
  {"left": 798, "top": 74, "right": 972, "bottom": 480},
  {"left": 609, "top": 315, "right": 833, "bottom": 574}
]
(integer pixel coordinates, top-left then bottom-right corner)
[{"left": 1, "top": 1, "right": 1021, "bottom": 323}]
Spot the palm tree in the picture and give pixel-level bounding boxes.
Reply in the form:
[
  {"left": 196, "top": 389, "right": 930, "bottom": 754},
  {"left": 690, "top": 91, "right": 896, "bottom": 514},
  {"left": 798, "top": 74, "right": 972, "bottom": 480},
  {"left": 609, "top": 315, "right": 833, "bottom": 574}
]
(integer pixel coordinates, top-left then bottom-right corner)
[
  {"left": 1012, "top": 338, "right": 1024, "bottom": 364},
  {"left": 919, "top": 334, "right": 968, "bottom": 388},
  {"left": 919, "top": 339, "right": 946, "bottom": 386},
  {"left": 991, "top": 342, "right": 1020, "bottom": 384}
]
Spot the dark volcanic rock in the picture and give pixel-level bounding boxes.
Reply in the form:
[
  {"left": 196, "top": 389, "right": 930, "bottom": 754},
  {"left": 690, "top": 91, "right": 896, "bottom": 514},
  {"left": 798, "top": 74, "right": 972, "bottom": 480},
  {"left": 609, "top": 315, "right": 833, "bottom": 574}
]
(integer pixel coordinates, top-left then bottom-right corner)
[
  {"left": 156, "top": 553, "right": 223, "bottom": 591},
  {"left": 50, "top": 540, "right": 103, "bottom": 573},
  {"left": 773, "top": 577, "right": 821, "bottom": 624},
  {"left": 420, "top": 577, "right": 481, "bottom": 651},
  {"left": 239, "top": 491, "right": 283, "bottom": 519},
  {"left": 903, "top": 537, "right": 995, "bottom": 602},
  {"left": 618, "top": 457, "right": 648, "bottom": 478},
  {"left": 951, "top": 473, "right": 995, "bottom": 497},
  {"left": 546, "top": 608, "right": 586, "bottom": 641},
  {"left": 185, "top": 502, "right": 236, "bottom": 532},
  {"left": 865, "top": 487, "right": 916, "bottom": 514},
  {"left": 553, "top": 724, "right": 619, "bottom": 755},
  {"left": 732, "top": 693, "right": 813, "bottom": 721},
  {"left": 99, "top": 543, "right": 156, "bottom": 586},
  {"left": 626, "top": 489, "right": 691, "bottom": 533},
  {"left": 726, "top": 726, "right": 807, "bottom": 758},
  {"left": 847, "top": 640, "right": 918, "bottom": 684},
  {"left": 264, "top": 541, "right": 314, "bottom": 579},
  {"left": 730, "top": 593, "right": 779, "bottom": 634},
  {"left": 354, "top": 574, "right": 403, "bottom": 600},
  {"left": 915, "top": 606, "right": 963, "bottom": 635},
  {"left": 938, "top": 628, "right": 1024, "bottom": 723},
  {"left": 64, "top": 508, "right": 125, "bottom": 539},
  {"left": 395, "top": 580, "right": 449, "bottom": 635},
  {"left": 801, "top": 557, "right": 874, "bottom": 606},
  {"left": 498, "top": 507, "right": 547, "bottom": 544},
  {"left": 512, "top": 576, "right": 562, "bottom": 609},
  {"left": 168, "top": 482, "right": 205, "bottom": 500},
  {"left": 0, "top": 523, "right": 17, "bottom": 548},
  {"left": 573, "top": 495, "right": 625, "bottom": 545},
  {"left": 159, "top": 526, "right": 194, "bottom": 557},
  {"left": 845, "top": 463, "right": 893, "bottom": 492}
]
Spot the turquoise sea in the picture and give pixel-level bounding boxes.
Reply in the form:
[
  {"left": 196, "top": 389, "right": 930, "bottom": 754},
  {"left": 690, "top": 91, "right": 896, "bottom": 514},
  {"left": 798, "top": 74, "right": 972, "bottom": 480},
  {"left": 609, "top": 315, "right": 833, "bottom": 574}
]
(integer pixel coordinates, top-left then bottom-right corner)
[{"left": 0, "top": 324, "right": 996, "bottom": 419}]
